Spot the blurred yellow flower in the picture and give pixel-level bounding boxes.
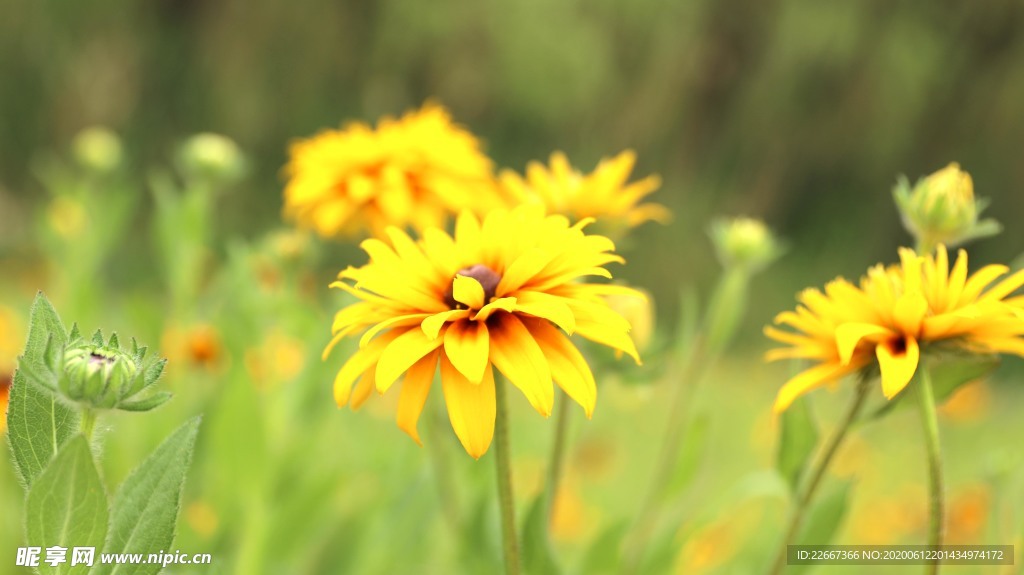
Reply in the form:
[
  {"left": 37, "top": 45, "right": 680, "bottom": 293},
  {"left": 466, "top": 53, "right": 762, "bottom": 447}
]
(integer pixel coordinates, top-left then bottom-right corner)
[
  {"left": 283, "top": 103, "right": 499, "bottom": 239},
  {"left": 47, "top": 196, "right": 87, "bottom": 238},
  {"left": 0, "top": 305, "right": 21, "bottom": 432},
  {"left": 766, "top": 245, "right": 1024, "bottom": 412},
  {"left": 325, "top": 205, "right": 642, "bottom": 458},
  {"left": 938, "top": 379, "right": 991, "bottom": 422},
  {"left": 498, "top": 151, "right": 669, "bottom": 236},
  {"left": 245, "top": 329, "right": 306, "bottom": 390},
  {"left": 161, "top": 323, "right": 224, "bottom": 371}
]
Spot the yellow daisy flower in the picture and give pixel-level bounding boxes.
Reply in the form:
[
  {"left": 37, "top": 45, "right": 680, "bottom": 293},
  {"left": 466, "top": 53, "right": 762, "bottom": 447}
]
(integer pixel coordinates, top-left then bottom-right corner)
[
  {"left": 0, "top": 373, "right": 10, "bottom": 434},
  {"left": 498, "top": 151, "right": 669, "bottom": 235},
  {"left": 283, "top": 103, "right": 499, "bottom": 239},
  {"left": 766, "top": 245, "right": 1024, "bottom": 412},
  {"left": 325, "top": 205, "right": 642, "bottom": 458}
]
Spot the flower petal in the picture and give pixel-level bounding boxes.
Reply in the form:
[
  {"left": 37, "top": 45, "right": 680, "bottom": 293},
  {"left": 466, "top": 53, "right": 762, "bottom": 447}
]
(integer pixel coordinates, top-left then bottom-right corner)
[
  {"left": 453, "top": 275, "right": 485, "bottom": 309},
  {"left": 835, "top": 322, "right": 894, "bottom": 365},
  {"left": 522, "top": 317, "right": 596, "bottom": 417},
  {"left": 489, "top": 313, "right": 554, "bottom": 416},
  {"left": 375, "top": 327, "right": 445, "bottom": 393},
  {"left": 443, "top": 320, "right": 490, "bottom": 384},
  {"left": 441, "top": 355, "right": 495, "bottom": 459},
  {"left": 773, "top": 360, "right": 864, "bottom": 413},
  {"left": 333, "top": 330, "right": 400, "bottom": 407},
  {"left": 421, "top": 309, "right": 471, "bottom": 340},
  {"left": 397, "top": 350, "right": 439, "bottom": 445},
  {"left": 876, "top": 336, "right": 920, "bottom": 399}
]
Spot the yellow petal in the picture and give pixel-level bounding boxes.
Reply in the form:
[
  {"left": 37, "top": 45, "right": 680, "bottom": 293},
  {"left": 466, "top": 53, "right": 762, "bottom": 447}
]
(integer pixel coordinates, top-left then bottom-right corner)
[
  {"left": 512, "top": 292, "right": 576, "bottom": 334},
  {"left": 421, "top": 309, "right": 471, "bottom": 340},
  {"left": 397, "top": 350, "right": 438, "bottom": 445},
  {"left": 892, "top": 291, "right": 928, "bottom": 337},
  {"left": 522, "top": 317, "right": 597, "bottom": 417},
  {"left": 773, "top": 361, "right": 863, "bottom": 413},
  {"left": 835, "top": 322, "right": 893, "bottom": 365},
  {"left": 359, "top": 314, "right": 431, "bottom": 348},
  {"left": 333, "top": 330, "right": 400, "bottom": 407},
  {"left": 350, "top": 365, "right": 376, "bottom": 410},
  {"left": 441, "top": 355, "right": 496, "bottom": 459},
  {"left": 489, "top": 313, "right": 554, "bottom": 416},
  {"left": 981, "top": 268, "right": 1024, "bottom": 302},
  {"left": 443, "top": 320, "right": 490, "bottom": 384},
  {"left": 472, "top": 297, "right": 517, "bottom": 322},
  {"left": 876, "top": 336, "right": 920, "bottom": 399},
  {"left": 453, "top": 274, "right": 485, "bottom": 309},
  {"left": 496, "top": 248, "right": 556, "bottom": 295},
  {"left": 375, "top": 327, "right": 445, "bottom": 393}
]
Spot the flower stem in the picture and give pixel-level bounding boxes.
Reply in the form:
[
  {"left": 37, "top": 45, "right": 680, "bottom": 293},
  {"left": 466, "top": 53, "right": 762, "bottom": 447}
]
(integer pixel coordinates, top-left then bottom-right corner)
[
  {"left": 769, "top": 377, "right": 871, "bottom": 575},
  {"left": 494, "top": 377, "right": 521, "bottom": 575},
  {"left": 916, "top": 363, "right": 944, "bottom": 575},
  {"left": 427, "top": 405, "right": 462, "bottom": 532},
  {"left": 544, "top": 395, "right": 571, "bottom": 523},
  {"left": 80, "top": 408, "right": 96, "bottom": 440}
]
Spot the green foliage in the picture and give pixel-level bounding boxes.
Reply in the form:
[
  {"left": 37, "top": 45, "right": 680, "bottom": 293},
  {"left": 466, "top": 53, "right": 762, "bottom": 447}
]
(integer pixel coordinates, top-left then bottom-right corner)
[
  {"left": 521, "top": 495, "right": 560, "bottom": 575},
  {"left": 776, "top": 396, "right": 819, "bottom": 492},
  {"left": 26, "top": 436, "right": 109, "bottom": 575},
  {"left": 96, "top": 417, "right": 202, "bottom": 575},
  {"left": 6, "top": 369, "right": 79, "bottom": 487},
  {"left": 790, "top": 481, "right": 852, "bottom": 575}
]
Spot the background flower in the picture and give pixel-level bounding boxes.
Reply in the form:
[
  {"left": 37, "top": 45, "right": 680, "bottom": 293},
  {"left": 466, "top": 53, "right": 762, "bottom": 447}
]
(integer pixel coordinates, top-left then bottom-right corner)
[
  {"left": 284, "top": 103, "right": 500, "bottom": 239},
  {"left": 767, "top": 245, "right": 1024, "bottom": 411}
]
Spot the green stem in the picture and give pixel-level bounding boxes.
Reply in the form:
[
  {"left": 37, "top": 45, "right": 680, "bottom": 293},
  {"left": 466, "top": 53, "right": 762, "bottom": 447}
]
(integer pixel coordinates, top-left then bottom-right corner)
[
  {"left": 544, "top": 395, "right": 571, "bottom": 523},
  {"left": 80, "top": 408, "right": 96, "bottom": 440},
  {"left": 917, "top": 364, "right": 944, "bottom": 575},
  {"left": 768, "top": 377, "right": 871, "bottom": 575},
  {"left": 494, "top": 377, "right": 521, "bottom": 575}
]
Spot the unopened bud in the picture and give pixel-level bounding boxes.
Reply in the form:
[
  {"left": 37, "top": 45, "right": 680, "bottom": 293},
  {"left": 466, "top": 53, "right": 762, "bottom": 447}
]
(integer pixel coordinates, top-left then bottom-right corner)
[
  {"left": 893, "top": 163, "right": 1000, "bottom": 251},
  {"left": 709, "top": 217, "right": 783, "bottom": 273},
  {"left": 72, "top": 127, "right": 123, "bottom": 174},
  {"left": 178, "top": 133, "right": 246, "bottom": 184}
]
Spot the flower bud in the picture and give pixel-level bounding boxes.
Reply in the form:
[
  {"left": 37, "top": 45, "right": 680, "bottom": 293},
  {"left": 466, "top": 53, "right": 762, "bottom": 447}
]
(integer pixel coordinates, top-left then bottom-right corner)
[
  {"left": 178, "top": 133, "right": 246, "bottom": 184},
  {"left": 72, "top": 126, "right": 123, "bottom": 174},
  {"left": 604, "top": 288, "right": 655, "bottom": 354},
  {"left": 893, "top": 163, "right": 1001, "bottom": 251},
  {"left": 709, "top": 217, "right": 783, "bottom": 274},
  {"left": 56, "top": 329, "right": 170, "bottom": 412}
]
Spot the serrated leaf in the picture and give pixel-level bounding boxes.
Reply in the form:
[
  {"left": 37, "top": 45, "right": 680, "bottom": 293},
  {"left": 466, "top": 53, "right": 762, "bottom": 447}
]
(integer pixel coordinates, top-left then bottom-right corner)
[
  {"left": 95, "top": 416, "right": 201, "bottom": 575},
  {"left": 777, "top": 396, "right": 819, "bottom": 492},
  {"left": 6, "top": 370, "right": 79, "bottom": 486},
  {"left": 143, "top": 358, "right": 167, "bottom": 387},
  {"left": 26, "top": 436, "right": 108, "bottom": 575},
  {"left": 25, "top": 292, "right": 67, "bottom": 365},
  {"left": 521, "top": 494, "right": 561, "bottom": 575},
  {"left": 117, "top": 391, "right": 173, "bottom": 412},
  {"left": 578, "top": 521, "right": 628, "bottom": 575}
]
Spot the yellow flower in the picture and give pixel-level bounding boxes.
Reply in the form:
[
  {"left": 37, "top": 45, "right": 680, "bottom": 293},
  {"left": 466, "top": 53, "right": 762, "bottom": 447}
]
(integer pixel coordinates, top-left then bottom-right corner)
[
  {"left": 766, "top": 245, "right": 1024, "bottom": 412},
  {"left": 498, "top": 151, "right": 669, "bottom": 236},
  {"left": 283, "top": 103, "right": 499, "bottom": 239},
  {"left": 325, "top": 205, "right": 642, "bottom": 458}
]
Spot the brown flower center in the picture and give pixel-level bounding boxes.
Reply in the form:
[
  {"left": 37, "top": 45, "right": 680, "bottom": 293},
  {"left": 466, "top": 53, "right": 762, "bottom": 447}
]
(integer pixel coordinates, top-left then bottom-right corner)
[{"left": 444, "top": 264, "right": 501, "bottom": 309}]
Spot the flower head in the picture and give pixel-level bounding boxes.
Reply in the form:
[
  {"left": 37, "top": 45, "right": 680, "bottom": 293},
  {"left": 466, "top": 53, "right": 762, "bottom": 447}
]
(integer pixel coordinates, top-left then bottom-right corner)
[
  {"left": 178, "top": 132, "right": 246, "bottom": 184},
  {"left": 72, "top": 126, "right": 123, "bottom": 174},
  {"left": 498, "top": 151, "right": 669, "bottom": 238},
  {"left": 0, "top": 373, "right": 11, "bottom": 434},
  {"left": 893, "top": 163, "right": 1001, "bottom": 250},
  {"left": 766, "top": 245, "right": 1024, "bottom": 412},
  {"left": 709, "top": 217, "right": 784, "bottom": 273},
  {"left": 326, "top": 205, "right": 642, "bottom": 458},
  {"left": 55, "top": 330, "right": 169, "bottom": 411},
  {"left": 284, "top": 103, "right": 499, "bottom": 239}
]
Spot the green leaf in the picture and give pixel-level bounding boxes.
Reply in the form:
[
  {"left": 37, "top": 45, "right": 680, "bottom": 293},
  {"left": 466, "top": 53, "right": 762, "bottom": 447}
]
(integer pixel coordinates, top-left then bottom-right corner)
[
  {"left": 777, "top": 396, "right": 819, "bottom": 492},
  {"left": 871, "top": 354, "right": 998, "bottom": 420},
  {"left": 25, "top": 292, "right": 67, "bottom": 365},
  {"left": 26, "top": 435, "right": 109, "bottom": 575},
  {"left": 578, "top": 521, "right": 627, "bottom": 575},
  {"left": 6, "top": 370, "right": 79, "bottom": 486},
  {"left": 116, "top": 391, "right": 173, "bottom": 412},
  {"left": 95, "top": 416, "right": 202, "bottom": 575},
  {"left": 521, "top": 494, "right": 561, "bottom": 575},
  {"left": 663, "top": 412, "right": 710, "bottom": 498},
  {"left": 790, "top": 481, "right": 852, "bottom": 575}
]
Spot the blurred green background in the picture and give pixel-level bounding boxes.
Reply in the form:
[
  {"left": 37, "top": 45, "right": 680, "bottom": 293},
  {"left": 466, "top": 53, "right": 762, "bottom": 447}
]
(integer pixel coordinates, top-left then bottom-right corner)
[
  {"left": 4, "top": 0, "right": 1024, "bottom": 329},
  {"left": 2, "top": 1, "right": 1024, "bottom": 573}
]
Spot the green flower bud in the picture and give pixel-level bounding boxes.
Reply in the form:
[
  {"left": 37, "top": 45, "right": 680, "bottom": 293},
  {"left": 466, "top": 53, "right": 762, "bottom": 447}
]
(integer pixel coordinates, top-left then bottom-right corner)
[
  {"left": 709, "top": 217, "right": 783, "bottom": 274},
  {"left": 56, "top": 329, "right": 170, "bottom": 411},
  {"left": 893, "top": 163, "right": 1001, "bottom": 251},
  {"left": 72, "top": 126, "right": 123, "bottom": 174},
  {"left": 178, "top": 133, "right": 246, "bottom": 184}
]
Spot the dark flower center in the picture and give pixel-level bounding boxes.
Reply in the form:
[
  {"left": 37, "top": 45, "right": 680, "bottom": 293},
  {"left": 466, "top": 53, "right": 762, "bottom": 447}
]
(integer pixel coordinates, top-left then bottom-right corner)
[
  {"left": 88, "top": 352, "right": 116, "bottom": 366},
  {"left": 444, "top": 264, "right": 501, "bottom": 309}
]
